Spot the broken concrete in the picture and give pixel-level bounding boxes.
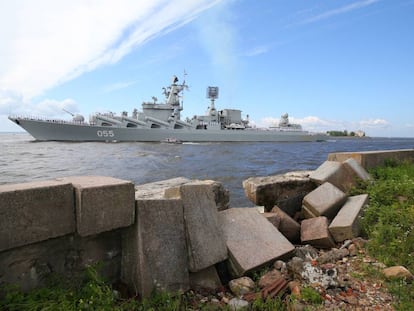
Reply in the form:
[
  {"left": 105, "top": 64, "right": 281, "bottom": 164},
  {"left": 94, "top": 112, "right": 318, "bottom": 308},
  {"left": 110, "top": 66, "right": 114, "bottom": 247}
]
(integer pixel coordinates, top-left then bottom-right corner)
[
  {"left": 122, "top": 198, "right": 189, "bottom": 298},
  {"left": 262, "top": 212, "right": 281, "bottom": 229},
  {"left": 189, "top": 266, "right": 222, "bottom": 291},
  {"left": 243, "top": 171, "right": 316, "bottom": 214},
  {"left": 219, "top": 208, "right": 295, "bottom": 277},
  {"left": 270, "top": 206, "right": 301, "bottom": 243},
  {"left": 61, "top": 176, "right": 135, "bottom": 237},
  {"left": 0, "top": 180, "right": 75, "bottom": 252},
  {"left": 302, "top": 182, "right": 347, "bottom": 220},
  {"left": 309, "top": 161, "right": 355, "bottom": 192},
  {"left": 301, "top": 216, "right": 336, "bottom": 249},
  {"left": 329, "top": 194, "right": 369, "bottom": 242},
  {"left": 178, "top": 181, "right": 228, "bottom": 272},
  {"left": 342, "top": 158, "right": 372, "bottom": 182}
]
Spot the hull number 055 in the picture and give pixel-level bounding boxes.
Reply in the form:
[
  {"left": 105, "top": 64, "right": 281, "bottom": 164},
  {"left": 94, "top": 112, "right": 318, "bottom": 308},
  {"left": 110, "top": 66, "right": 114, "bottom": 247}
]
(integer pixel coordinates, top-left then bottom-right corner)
[{"left": 97, "top": 130, "right": 114, "bottom": 137}]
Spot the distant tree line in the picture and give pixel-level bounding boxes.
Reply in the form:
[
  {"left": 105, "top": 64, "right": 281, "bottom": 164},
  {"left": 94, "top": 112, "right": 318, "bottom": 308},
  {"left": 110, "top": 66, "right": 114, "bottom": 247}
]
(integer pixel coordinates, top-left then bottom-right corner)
[{"left": 326, "top": 130, "right": 365, "bottom": 137}]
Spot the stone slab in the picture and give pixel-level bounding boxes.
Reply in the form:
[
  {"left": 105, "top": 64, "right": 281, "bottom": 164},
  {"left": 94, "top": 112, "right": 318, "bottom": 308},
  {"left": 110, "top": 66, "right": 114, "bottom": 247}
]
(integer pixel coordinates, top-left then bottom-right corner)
[
  {"left": 301, "top": 216, "right": 336, "bottom": 249},
  {"left": 121, "top": 198, "right": 189, "bottom": 298},
  {"left": 327, "top": 149, "right": 414, "bottom": 170},
  {"left": 219, "top": 208, "right": 295, "bottom": 277},
  {"left": 0, "top": 180, "right": 75, "bottom": 252},
  {"left": 270, "top": 206, "right": 301, "bottom": 243},
  {"left": 178, "top": 181, "right": 228, "bottom": 272},
  {"left": 309, "top": 161, "right": 355, "bottom": 192},
  {"left": 61, "top": 176, "right": 135, "bottom": 237},
  {"left": 329, "top": 194, "right": 369, "bottom": 242},
  {"left": 263, "top": 212, "right": 281, "bottom": 229},
  {"left": 302, "top": 182, "right": 347, "bottom": 220},
  {"left": 243, "top": 171, "right": 316, "bottom": 213},
  {"left": 343, "top": 158, "right": 372, "bottom": 181}
]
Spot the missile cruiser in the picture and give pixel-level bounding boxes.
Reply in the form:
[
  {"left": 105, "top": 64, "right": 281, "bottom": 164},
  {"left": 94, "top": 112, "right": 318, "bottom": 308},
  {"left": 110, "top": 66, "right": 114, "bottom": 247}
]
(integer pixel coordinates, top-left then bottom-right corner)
[{"left": 8, "top": 75, "right": 326, "bottom": 142}]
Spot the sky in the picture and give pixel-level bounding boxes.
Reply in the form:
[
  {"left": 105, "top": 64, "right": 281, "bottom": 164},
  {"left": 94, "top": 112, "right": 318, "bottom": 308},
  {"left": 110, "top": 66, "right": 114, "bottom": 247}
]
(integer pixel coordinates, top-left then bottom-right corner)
[{"left": 1, "top": 0, "right": 414, "bottom": 137}]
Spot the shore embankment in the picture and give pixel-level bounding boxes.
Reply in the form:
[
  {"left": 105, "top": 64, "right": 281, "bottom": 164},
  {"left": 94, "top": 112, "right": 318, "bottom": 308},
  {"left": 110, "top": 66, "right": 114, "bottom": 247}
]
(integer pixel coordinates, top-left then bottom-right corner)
[{"left": 1, "top": 148, "right": 414, "bottom": 310}]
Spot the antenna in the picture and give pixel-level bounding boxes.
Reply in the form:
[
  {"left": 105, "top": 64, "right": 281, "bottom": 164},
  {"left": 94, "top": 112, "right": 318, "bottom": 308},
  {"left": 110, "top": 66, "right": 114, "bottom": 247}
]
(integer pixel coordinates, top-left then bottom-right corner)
[
  {"left": 206, "top": 86, "right": 219, "bottom": 116},
  {"left": 62, "top": 108, "right": 74, "bottom": 116}
]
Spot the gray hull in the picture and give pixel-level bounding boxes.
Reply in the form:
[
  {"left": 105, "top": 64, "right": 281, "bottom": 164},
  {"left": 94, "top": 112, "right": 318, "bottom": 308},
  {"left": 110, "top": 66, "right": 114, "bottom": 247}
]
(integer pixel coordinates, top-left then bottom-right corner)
[{"left": 9, "top": 117, "right": 325, "bottom": 142}]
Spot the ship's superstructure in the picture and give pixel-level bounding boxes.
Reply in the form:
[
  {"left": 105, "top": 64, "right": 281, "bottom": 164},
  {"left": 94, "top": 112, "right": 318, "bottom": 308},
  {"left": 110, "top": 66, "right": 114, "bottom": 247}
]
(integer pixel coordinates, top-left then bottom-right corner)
[{"left": 9, "top": 75, "right": 325, "bottom": 142}]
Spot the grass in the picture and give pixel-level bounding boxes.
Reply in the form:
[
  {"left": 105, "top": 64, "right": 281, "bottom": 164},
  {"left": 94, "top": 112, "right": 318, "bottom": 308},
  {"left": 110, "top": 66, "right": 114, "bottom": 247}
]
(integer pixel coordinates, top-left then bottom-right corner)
[{"left": 351, "top": 159, "right": 414, "bottom": 310}]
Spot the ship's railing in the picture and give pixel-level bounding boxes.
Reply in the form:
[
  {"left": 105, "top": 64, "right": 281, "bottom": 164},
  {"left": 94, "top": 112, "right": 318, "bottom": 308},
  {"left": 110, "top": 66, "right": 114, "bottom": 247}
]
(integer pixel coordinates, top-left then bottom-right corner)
[{"left": 10, "top": 115, "right": 87, "bottom": 125}]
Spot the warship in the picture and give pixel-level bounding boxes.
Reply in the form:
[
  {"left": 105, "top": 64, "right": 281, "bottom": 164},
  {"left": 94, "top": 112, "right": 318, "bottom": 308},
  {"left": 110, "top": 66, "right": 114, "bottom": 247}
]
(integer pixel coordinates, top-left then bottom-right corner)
[{"left": 9, "top": 75, "right": 326, "bottom": 142}]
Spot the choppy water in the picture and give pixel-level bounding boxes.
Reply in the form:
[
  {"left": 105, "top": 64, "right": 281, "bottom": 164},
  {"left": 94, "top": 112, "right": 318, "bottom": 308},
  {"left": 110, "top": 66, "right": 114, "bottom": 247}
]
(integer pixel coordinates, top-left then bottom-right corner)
[{"left": 1, "top": 133, "right": 413, "bottom": 206}]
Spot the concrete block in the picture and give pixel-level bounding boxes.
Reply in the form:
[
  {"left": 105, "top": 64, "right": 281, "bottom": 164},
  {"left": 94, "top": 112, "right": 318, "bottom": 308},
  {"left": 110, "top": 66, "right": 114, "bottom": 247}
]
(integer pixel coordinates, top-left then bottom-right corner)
[
  {"left": 135, "top": 177, "right": 191, "bottom": 200},
  {"left": 189, "top": 266, "right": 222, "bottom": 290},
  {"left": 178, "top": 181, "right": 228, "bottom": 272},
  {"left": 165, "top": 179, "right": 230, "bottom": 211},
  {"left": 309, "top": 161, "right": 355, "bottom": 192},
  {"left": 0, "top": 180, "right": 75, "bottom": 252},
  {"left": 301, "top": 216, "right": 336, "bottom": 249},
  {"left": 343, "top": 158, "right": 372, "bottom": 181},
  {"left": 219, "top": 208, "right": 295, "bottom": 277},
  {"left": 243, "top": 171, "right": 316, "bottom": 213},
  {"left": 262, "top": 212, "right": 281, "bottom": 229},
  {"left": 270, "top": 206, "right": 301, "bottom": 243},
  {"left": 61, "top": 176, "right": 135, "bottom": 237},
  {"left": 121, "top": 198, "right": 189, "bottom": 298},
  {"left": 327, "top": 149, "right": 414, "bottom": 170},
  {"left": 329, "top": 194, "right": 369, "bottom": 242},
  {"left": 0, "top": 230, "right": 122, "bottom": 292},
  {"left": 302, "top": 182, "right": 347, "bottom": 220}
]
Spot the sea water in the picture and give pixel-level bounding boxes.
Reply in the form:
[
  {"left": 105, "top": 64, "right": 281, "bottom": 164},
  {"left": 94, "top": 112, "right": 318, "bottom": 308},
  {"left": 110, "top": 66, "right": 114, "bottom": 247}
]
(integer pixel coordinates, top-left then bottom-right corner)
[{"left": 1, "top": 132, "right": 413, "bottom": 206}]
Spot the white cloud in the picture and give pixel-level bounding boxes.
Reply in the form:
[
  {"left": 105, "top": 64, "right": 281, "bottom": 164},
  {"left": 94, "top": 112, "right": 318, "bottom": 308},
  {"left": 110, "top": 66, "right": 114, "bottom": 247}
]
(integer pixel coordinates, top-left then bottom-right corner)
[
  {"left": 359, "top": 118, "right": 390, "bottom": 128},
  {"left": 0, "top": 0, "right": 222, "bottom": 102},
  {"left": 103, "top": 81, "right": 138, "bottom": 93},
  {"left": 244, "top": 46, "right": 269, "bottom": 57},
  {"left": 300, "top": 0, "right": 379, "bottom": 25}
]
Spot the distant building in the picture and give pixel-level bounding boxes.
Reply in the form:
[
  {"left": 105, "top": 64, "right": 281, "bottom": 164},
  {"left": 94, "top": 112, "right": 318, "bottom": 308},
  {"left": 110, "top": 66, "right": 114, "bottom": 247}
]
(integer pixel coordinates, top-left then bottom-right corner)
[{"left": 355, "top": 130, "right": 365, "bottom": 137}]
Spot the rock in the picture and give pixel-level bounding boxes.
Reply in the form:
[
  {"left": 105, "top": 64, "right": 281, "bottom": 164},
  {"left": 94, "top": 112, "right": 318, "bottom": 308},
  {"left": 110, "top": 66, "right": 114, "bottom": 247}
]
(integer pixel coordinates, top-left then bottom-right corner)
[
  {"left": 300, "top": 262, "right": 338, "bottom": 289},
  {"left": 228, "top": 297, "right": 249, "bottom": 310},
  {"left": 382, "top": 266, "right": 413, "bottom": 281},
  {"left": 219, "top": 208, "right": 294, "bottom": 277},
  {"left": 317, "top": 248, "right": 350, "bottom": 264},
  {"left": 288, "top": 280, "right": 301, "bottom": 298},
  {"left": 329, "top": 194, "right": 368, "bottom": 242},
  {"left": 229, "top": 276, "right": 255, "bottom": 296},
  {"left": 302, "top": 182, "right": 347, "bottom": 220},
  {"left": 287, "top": 257, "right": 305, "bottom": 280},
  {"left": 243, "top": 171, "right": 316, "bottom": 213},
  {"left": 294, "top": 245, "right": 319, "bottom": 261},
  {"left": 258, "top": 269, "right": 283, "bottom": 288},
  {"left": 301, "top": 216, "right": 336, "bottom": 249},
  {"left": 273, "top": 260, "right": 286, "bottom": 271},
  {"left": 347, "top": 244, "right": 358, "bottom": 256},
  {"left": 270, "top": 206, "right": 301, "bottom": 243}
]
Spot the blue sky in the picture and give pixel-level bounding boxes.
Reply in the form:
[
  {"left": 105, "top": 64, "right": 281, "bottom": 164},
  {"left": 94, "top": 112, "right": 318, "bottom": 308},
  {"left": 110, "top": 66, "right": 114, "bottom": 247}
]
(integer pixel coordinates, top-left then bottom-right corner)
[{"left": 1, "top": 0, "right": 413, "bottom": 137}]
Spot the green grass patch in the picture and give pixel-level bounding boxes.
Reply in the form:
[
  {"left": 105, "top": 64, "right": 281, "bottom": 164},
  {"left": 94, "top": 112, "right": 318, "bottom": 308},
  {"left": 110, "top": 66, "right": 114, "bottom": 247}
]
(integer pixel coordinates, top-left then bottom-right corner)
[{"left": 352, "top": 160, "right": 414, "bottom": 310}]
